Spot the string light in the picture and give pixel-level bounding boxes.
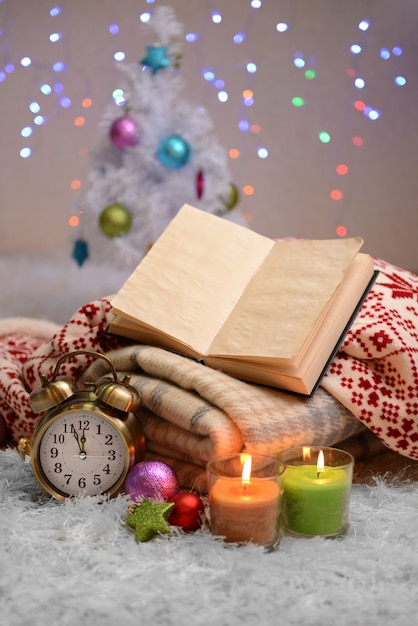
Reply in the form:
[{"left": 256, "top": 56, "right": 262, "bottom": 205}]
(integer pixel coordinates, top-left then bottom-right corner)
[
  {"left": 318, "top": 131, "right": 331, "bottom": 144},
  {"left": 292, "top": 96, "right": 305, "bottom": 107},
  {"left": 59, "top": 97, "right": 72, "bottom": 108},
  {"left": 52, "top": 62, "right": 65, "bottom": 72},
  {"left": 112, "top": 88, "right": 125, "bottom": 106},
  {"left": 276, "top": 23, "right": 288, "bottom": 32},
  {"left": 354, "top": 100, "right": 366, "bottom": 111},
  {"left": 293, "top": 54, "right": 305, "bottom": 68},
  {"left": 233, "top": 32, "right": 245, "bottom": 43},
  {"left": 336, "top": 164, "right": 349, "bottom": 175}
]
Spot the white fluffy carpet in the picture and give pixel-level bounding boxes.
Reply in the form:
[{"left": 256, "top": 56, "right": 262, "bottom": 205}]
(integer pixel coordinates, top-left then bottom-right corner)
[{"left": 1, "top": 447, "right": 418, "bottom": 626}]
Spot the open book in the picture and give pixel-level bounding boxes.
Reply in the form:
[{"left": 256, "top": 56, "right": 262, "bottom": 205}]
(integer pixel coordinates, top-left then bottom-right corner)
[{"left": 108, "top": 204, "right": 376, "bottom": 395}]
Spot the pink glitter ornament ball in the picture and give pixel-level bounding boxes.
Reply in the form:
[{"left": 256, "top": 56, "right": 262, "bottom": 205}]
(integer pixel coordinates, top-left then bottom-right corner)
[
  {"left": 109, "top": 115, "right": 139, "bottom": 149},
  {"left": 124, "top": 460, "right": 180, "bottom": 502}
]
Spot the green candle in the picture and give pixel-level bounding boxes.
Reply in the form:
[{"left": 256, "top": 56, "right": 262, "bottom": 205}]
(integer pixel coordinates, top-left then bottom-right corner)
[{"left": 283, "top": 464, "right": 351, "bottom": 537}]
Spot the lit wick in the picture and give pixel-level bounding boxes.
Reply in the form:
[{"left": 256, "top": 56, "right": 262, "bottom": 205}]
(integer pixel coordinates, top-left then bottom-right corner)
[
  {"left": 241, "top": 454, "right": 252, "bottom": 496},
  {"left": 317, "top": 449, "right": 325, "bottom": 479}
]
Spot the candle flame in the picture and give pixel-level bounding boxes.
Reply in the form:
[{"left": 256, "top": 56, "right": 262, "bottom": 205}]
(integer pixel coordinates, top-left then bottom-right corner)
[
  {"left": 241, "top": 455, "right": 252, "bottom": 484},
  {"left": 302, "top": 446, "right": 311, "bottom": 461},
  {"left": 317, "top": 450, "right": 325, "bottom": 476}
]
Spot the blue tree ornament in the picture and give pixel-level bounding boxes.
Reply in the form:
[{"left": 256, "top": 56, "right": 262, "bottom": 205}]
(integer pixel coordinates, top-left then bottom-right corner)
[
  {"left": 71, "top": 239, "right": 89, "bottom": 266},
  {"left": 156, "top": 134, "right": 191, "bottom": 169},
  {"left": 141, "top": 45, "right": 171, "bottom": 75}
]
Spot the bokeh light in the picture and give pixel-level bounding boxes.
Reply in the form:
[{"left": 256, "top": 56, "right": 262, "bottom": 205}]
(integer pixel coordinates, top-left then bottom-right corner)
[
  {"left": 292, "top": 96, "right": 305, "bottom": 107},
  {"left": 318, "top": 131, "right": 331, "bottom": 143},
  {"left": 336, "top": 225, "right": 347, "bottom": 237},
  {"left": 336, "top": 164, "right": 349, "bottom": 175}
]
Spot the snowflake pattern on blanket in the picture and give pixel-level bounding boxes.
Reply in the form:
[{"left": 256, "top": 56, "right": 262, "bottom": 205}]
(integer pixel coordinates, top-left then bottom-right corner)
[{"left": 321, "top": 257, "right": 418, "bottom": 458}]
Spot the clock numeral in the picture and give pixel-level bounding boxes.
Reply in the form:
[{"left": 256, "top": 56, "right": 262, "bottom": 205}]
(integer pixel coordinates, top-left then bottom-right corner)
[
  {"left": 108, "top": 450, "right": 116, "bottom": 461},
  {"left": 65, "top": 421, "right": 90, "bottom": 434},
  {"left": 93, "top": 475, "right": 101, "bottom": 486},
  {"left": 50, "top": 447, "right": 59, "bottom": 458},
  {"left": 53, "top": 434, "right": 65, "bottom": 444},
  {"left": 103, "top": 464, "right": 111, "bottom": 475},
  {"left": 54, "top": 462, "right": 62, "bottom": 473},
  {"left": 64, "top": 474, "right": 72, "bottom": 485},
  {"left": 105, "top": 434, "right": 113, "bottom": 445},
  {"left": 78, "top": 477, "right": 86, "bottom": 489}
]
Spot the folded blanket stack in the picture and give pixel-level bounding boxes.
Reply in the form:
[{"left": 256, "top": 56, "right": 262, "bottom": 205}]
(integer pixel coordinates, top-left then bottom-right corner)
[{"left": 0, "top": 257, "right": 416, "bottom": 492}]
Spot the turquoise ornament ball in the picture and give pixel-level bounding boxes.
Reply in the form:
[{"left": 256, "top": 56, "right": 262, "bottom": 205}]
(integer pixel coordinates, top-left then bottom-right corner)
[{"left": 156, "top": 134, "right": 191, "bottom": 169}]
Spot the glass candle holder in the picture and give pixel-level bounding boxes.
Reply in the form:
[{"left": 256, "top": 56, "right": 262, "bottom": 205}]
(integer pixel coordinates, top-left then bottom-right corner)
[
  {"left": 278, "top": 446, "right": 354, "bottom": 538},
  {"left": 206, "top": 453, "right": 284, "bottom": 550}
]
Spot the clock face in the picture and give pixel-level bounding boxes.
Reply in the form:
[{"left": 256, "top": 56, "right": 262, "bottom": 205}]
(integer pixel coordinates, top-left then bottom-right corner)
[{"left": 35, "top": 408, "right": 129, "bottom": 498}]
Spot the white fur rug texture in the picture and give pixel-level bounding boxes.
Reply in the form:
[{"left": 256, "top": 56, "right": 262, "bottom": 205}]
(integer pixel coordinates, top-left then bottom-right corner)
[{"left": 1, "top": 448, "right": 418, "bottom": 626}]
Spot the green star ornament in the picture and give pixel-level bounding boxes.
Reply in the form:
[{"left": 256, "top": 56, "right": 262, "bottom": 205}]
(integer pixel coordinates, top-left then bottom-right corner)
[
  {"left": 126, "top": 498, "right": 175, "bottom": 542},
  {"left": 141, "top": 45, "right": 171, "bottom": 74}
]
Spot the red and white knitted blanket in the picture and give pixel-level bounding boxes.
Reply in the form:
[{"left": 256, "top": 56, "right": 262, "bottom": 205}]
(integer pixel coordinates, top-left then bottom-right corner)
[{"left": 0, "top": 257, "right": 416, "bottom": 490}]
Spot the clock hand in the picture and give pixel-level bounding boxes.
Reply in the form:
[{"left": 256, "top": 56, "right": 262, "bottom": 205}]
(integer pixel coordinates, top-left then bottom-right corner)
[
  {"left": 73, "top": 454, "right": 110, "bottom": 458},
  {"left": 73, "top": 430, "right": 82, "bottom": 452},
  {"left": 80, "top": 429, "right": 86, "bottom": 453}
]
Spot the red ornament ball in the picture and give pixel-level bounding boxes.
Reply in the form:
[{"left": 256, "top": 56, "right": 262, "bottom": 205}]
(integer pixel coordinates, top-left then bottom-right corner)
[
  {"left": 109, "top": 115, "right": 139, "bottom": 149},
  {"left": 124, "top": 460, "right": 180, "bottom": 502},
  {"left": 168, "top": 492, "right": 205, "bottom": 532}
]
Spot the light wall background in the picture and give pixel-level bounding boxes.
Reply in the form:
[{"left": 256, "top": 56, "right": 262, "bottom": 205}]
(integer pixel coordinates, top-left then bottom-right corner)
[{"left": 1, "top": 0, "right": 417, "bottom": 271}]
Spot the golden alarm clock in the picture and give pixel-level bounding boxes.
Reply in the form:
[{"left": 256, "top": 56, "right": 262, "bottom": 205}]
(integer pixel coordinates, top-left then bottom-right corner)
[{"left": 25, "top": 350, "right": 145, "bottom": 501}]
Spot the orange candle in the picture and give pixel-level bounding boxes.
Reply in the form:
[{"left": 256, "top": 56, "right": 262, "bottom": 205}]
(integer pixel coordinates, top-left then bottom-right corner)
[{"left": 208, "top": 455, "right": 282, "bottom": 546}]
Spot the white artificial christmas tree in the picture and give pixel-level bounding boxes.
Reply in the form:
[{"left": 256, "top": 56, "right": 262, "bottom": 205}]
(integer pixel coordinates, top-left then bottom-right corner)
[{"left": 73, "top": 6, "right": 243, "bottom": 271}]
